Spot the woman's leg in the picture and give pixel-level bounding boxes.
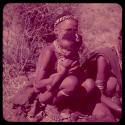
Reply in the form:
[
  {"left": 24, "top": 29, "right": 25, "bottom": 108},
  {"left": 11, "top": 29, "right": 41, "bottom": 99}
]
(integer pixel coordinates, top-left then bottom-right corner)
[
  {"left": 53, "top": 75, "right": 79, "bottom": 106},
  {"left": 79, "top": 79, "right": 100, "bottom": 114},
  {"left": 38, "top": 91, "right": 54, "bottom": 104},
  {"left": 81, "top": 78, "right": 95, "bottom": 94}
]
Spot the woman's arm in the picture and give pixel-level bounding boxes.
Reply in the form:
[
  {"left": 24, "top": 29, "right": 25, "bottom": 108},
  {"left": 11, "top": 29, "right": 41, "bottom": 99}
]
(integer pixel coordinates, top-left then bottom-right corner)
[
  {"left": 34, "top": 46, "right": 54, "bottom": 84},
  {"left": 48, "top": 64, "right": 69, "bottom": 92}
]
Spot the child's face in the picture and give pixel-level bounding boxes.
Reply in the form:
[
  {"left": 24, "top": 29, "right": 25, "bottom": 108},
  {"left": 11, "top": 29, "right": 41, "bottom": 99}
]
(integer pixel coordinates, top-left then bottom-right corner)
[{"left": 59, "top": 39, "right": 75, "bottom": 51}]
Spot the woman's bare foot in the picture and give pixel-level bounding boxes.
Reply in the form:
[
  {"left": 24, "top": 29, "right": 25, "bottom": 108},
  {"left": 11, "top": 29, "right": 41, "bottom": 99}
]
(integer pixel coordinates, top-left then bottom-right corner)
[
  {"left": 26, "top": 99, "right": 40, "bottom": 121},
  {"left": 39, "top": 91, "right": 54, "bottom": 104}
]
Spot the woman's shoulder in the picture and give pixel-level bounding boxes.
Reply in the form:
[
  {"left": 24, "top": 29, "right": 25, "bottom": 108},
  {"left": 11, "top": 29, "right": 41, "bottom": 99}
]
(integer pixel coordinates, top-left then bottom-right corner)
[{"left": 40, "top": 43, "right": 55, "bottom": 56}]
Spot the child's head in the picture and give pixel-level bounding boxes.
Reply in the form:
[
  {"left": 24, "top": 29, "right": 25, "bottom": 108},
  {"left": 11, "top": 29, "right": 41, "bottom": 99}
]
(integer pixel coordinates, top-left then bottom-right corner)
[{"left": 59, "top": 32, "right": 82, "bottom": 51}]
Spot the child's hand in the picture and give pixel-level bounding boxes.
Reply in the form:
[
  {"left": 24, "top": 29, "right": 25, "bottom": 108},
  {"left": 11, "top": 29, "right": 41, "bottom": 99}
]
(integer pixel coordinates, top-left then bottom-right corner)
[
  {"left": 68, "top": 65, "right": 79, "bottom": 74},
  {"left": 68, "top": 60, "right": 80, "bottom": 74},
  {"left": 71, "top": 60, "right": 80, "bottom": 67},
  {"left": 57, "top": 58, "right": 73, "bottom": 74},
  {"left": 60, "top": 58, "right": 73, "bottom": 68}
]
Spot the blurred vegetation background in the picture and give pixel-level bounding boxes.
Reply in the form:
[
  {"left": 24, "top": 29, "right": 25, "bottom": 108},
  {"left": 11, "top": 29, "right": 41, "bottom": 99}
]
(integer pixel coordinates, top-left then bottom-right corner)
[{"left": 3, "top": 3, "right": 122, "bottom": 121}]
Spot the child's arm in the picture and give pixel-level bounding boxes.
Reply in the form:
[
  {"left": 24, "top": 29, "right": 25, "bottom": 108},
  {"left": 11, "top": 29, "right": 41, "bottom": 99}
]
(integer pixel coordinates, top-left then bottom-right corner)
[{"left": 68, "top": 60, "right": 80, "bottom": 74}]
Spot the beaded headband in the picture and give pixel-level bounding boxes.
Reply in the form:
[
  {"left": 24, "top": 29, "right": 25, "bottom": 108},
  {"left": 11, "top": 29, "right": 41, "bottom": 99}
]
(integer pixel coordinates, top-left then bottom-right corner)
[{"left": 54, "top": 15, "right": 76, "bottom": 28}]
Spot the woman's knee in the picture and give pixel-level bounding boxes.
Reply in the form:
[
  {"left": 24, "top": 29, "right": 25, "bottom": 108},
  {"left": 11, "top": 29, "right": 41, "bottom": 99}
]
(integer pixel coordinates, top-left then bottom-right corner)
[
  {"left": 66, "top": 75, "right": 79, "bottom": 84},
  {"left": 81, "top": 78, "right": 95, "bottom": 93},
  {"left": 59, "top": 75, "right": 79, "bottom": 95}
]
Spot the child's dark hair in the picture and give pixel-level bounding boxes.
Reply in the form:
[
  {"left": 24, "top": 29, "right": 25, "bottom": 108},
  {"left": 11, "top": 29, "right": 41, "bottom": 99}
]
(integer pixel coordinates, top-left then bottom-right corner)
[{"left": 62, "top": 32, "right": 82, "bottom": 43}]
